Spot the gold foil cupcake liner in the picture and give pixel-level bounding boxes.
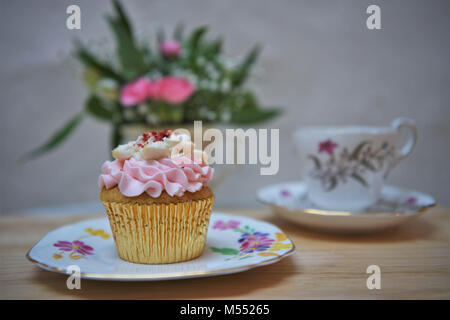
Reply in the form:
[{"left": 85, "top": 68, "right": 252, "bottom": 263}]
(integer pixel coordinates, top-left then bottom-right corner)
[{"left": 102, "top": 196, "right": 214, "bottom": 264}]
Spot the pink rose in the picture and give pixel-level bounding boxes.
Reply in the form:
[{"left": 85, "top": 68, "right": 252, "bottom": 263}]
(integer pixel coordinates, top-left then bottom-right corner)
[
  {"left": 120, "top": 78, "right": 153, "bottom": 107},
  {"left": 152, "top": 77, "right": 195, "bottom": 104},
  {"left": 160, "top": 40, "right": 181, "bottom": 59},
  {"left": 146, "top": 81, "right": 160, "bottom": 100}
]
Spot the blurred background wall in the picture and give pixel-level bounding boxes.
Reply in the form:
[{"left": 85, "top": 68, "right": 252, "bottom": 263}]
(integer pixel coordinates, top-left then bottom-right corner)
[{"left": 0, "top": 0, "right": 448, "bottom": 212}]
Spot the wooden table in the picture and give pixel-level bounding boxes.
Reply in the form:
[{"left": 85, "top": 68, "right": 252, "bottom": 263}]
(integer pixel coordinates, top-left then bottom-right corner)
[{"left": 0, "top": 208, "right": 449, "bottom": 299}]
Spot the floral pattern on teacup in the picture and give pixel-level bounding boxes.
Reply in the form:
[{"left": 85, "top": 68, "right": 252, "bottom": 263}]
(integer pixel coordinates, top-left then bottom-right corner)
[{"left": 308, "top": 139, "right": 396, "bottom": 191}]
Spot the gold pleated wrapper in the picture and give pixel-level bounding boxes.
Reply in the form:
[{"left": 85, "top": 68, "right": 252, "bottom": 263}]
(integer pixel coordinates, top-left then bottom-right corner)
[{"left": 102, "top": 196, "right": 214, "bottom": 264}]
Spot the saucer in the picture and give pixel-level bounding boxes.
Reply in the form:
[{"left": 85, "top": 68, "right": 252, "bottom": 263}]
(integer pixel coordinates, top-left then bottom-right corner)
[
  {"left": 26, "top": 212, "right": 295, "bottom": 281},
  {"left": 257, "top": 182, "right": 436, "bottom": 233}
]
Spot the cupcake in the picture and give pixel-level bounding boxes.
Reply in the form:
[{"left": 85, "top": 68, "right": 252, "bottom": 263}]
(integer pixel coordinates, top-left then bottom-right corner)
[{"left": 99, "top": 130, "right": 214, "bottom": 264}]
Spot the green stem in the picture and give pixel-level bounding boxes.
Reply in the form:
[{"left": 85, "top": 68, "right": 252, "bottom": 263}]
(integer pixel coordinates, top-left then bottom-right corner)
[
  {"left": 111, "top": 123, "right": 122, "bottom": 154},
  {"left": 110, "top": 103, "right": 124, "bottom": 157}
]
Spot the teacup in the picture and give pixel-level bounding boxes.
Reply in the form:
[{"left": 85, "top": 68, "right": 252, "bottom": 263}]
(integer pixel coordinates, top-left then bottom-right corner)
[{"left": 293, "top": 118, "right": 417, "bottom": 211}]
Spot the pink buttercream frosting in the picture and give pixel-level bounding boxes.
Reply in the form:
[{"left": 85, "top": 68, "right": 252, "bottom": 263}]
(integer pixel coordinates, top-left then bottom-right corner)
[{"left": 98, "top": 156, "right": 214, "bottom": 198}]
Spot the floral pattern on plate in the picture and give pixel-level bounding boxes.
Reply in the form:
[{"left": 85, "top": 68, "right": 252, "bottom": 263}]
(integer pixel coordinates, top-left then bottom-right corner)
[
  {"left": 52, "top": 228, "right": 110, "bottom": 260},
  {"left": 211, "top": 220, "right": 292, "bottom": 260},
  {"left": 26, "top": 212, "right": 295, "bottom": 281}
]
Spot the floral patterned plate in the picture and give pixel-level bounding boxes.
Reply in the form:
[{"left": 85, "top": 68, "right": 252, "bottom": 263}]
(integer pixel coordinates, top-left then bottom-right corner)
[
  {"left": 257, "top": 181, "right": 436, "bottom": 233},
  {"left": 26, "top": 212, "right": 295, "bottom": 281}
]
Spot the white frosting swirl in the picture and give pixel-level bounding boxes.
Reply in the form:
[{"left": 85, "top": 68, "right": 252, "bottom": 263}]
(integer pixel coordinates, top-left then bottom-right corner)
[{"left": 112, "top": 130, "right": 208, "bottom": 163}]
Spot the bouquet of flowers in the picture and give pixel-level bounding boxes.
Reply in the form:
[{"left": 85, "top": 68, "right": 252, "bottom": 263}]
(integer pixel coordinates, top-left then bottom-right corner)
[{"left": 24, "top": 0, "right": 281, "bottom": 159}]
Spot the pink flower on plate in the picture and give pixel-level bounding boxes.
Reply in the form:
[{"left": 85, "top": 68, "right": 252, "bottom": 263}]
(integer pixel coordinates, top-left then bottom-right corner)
[
  {"left": 160, "top": 40, "right": 182, "bottom": 59},
  {"left": 213, "top": 220, "right": 241, "bottom": 230},
  {"left": 152, "top": 77, "right": 195, "bottom": 104},
  {"left": 318, "top": 139, "right": 338, "bottom": 156},
  {"left": 120, "top": 77, "right": 153, "bottom": 107},
  {"left": 53, "top": 240, "right": 94, "bottom": 255}
]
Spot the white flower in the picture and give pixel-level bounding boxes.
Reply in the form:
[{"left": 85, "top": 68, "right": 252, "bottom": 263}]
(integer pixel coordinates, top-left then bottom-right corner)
[
  {"left": 206, "top": 111, "right": 216, "bottom": 121},
  {"left": 96, "top": 78, "right": 119, "bottom": 100},
  {"left": 197, "top": 56, "right": 206, "bottom": 66},
  {"left": 145, "top": 114, "right": 159, "bottom": 124},
  {"left": 221, "top": 79, "right": 231, "bottom": 92},
  {"left": 222, "top": 111, "right": 231, "bottom": 122},
  {"left": 138, "top": 104, "right": 148, "bottom": 115},
  {"left": 123, "top": 109, "right": 135, "bottom": 121}
]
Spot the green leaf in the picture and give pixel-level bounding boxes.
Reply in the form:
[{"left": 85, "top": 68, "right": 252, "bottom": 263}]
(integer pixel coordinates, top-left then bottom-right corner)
[
  {"left": 74, "top": 41, "right": 123, "bottom": 82},
  {"left": 20, "top": 113, "right": 84, "bottom": 161},
  {"left": 228, "top": 91, "right": 281, "bottom": 123},
  {"left": 230, "top": 107, "right": 281, "bottom": 124},
  {"left": 231, "top": 45, "right": 261, "bottom": 87},
  {"left": 361, "top": 160, "right": 377, "bottom": 171},
  {"left": 156, "top": 27, "right": 165, "bottom": 45},
  {"left": 84, "top": 67, "right": 101, "bottom": 89},
  {"left": 307, "top": 155, "right": 321, "bottom": 170},
  {"left": 351, "top": 173, "right": 368, "bottom": 187},
  {"left": 350, "top": 141, "right": 369, "bottom": 160},
  {"left": 211, "top": 247, "right": 239, "bottom": 255},
  {"left": 187, "top": 26, "right": 208, "bottom": 57},
  {"left": 327, "top": 176, "right": 338, "bottom": 191},
  {"left": 85, "top": 96, "right": 113, "bottom": 121},
  {"left": 173, "top": 22, "right": 184, "bottom": 41},
  {"left": 112, "top": 0, "right": 133, "bottom": 37},
  {"left": 106, "top": 6, "right": 147, "bottom": 80},
  {"left": 205, "top": 38, "right": 223, "bottom": 58}
]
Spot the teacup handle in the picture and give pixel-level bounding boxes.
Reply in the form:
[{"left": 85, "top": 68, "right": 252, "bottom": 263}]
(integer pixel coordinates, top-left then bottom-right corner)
[{"left": 391, "top": 117, "right": 418, "bottom": 161}]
